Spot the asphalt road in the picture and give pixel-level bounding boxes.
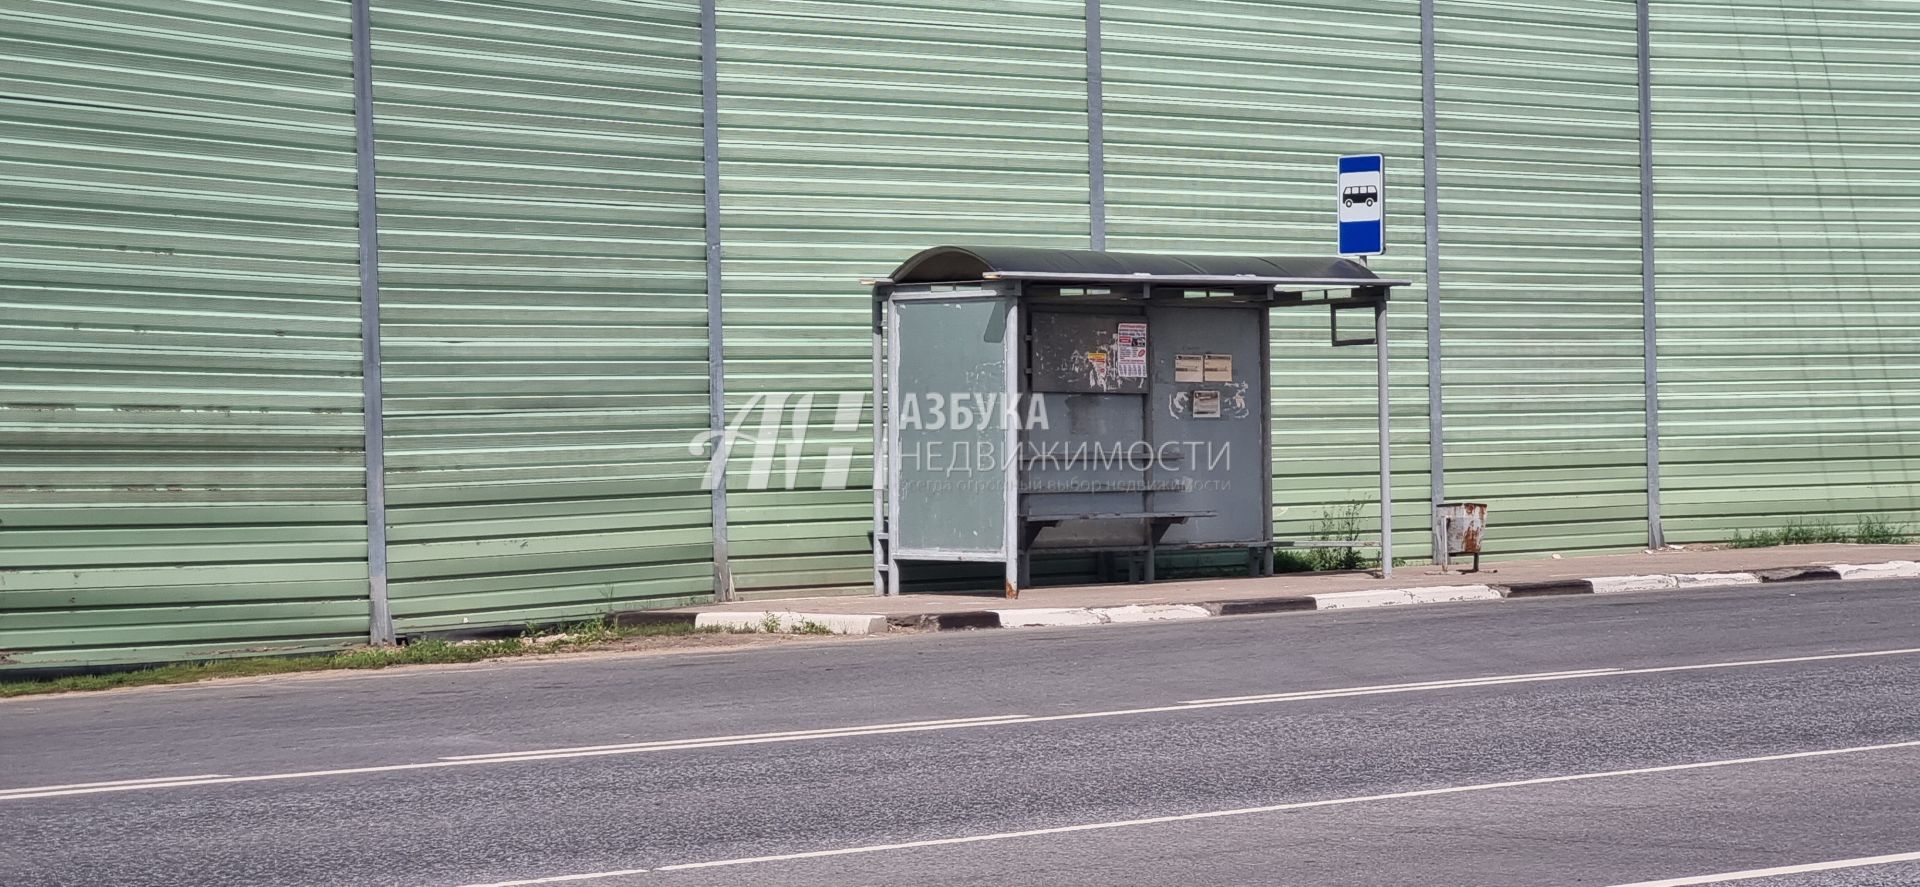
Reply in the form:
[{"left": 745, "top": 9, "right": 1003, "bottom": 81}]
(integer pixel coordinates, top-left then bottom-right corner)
[{"left": 5, "top": 578, "right": 1920, "bottom": 887}]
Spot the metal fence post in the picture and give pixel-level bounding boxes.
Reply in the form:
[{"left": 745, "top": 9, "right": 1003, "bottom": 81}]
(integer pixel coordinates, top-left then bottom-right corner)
[
  {"left": 701, "top": 0, "right": 734, "bottom": 600},
  {"left": 1420, "top": 0, "right": 1446, "bottom": 566},
  {"left": 349, "top": 0, "right": 393, "bottom": 645},
  {"left": 1086, "top": 0, "right": 1106, "bottom": 250},
  {"left": 1636, "top": 0, "right": 1666, "bottom": 550}
]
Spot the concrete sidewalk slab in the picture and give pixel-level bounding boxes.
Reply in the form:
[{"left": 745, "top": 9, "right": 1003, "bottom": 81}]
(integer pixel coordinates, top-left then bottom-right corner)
[
  {"left": 635, "top": 544, "right": 1919, "bottom": 636},
  {"left": 687, "top": 545, "right": 1918, "bottom": 616}
]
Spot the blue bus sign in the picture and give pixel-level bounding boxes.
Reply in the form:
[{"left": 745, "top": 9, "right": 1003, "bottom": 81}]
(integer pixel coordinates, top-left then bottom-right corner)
[{"left": 1337, "top": 154, "right": 1385, "bottom": 257}]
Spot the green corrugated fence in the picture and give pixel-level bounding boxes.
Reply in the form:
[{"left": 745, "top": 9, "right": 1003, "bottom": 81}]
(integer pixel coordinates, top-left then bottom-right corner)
[
  {"left": 370, "top": 0, "right": 716, "bottom": 632},
  {"left": 2, "top": 0, "right": 1916, "bottom": 669},
  {"left": 1435, "top": 0, "right": 1650, "bottom": 555},
  {"left": 714, "top": 0, "right": 1091, "bottom": 599},
  {"left": 1, "top": 0, "right": 371, "bottom": 668},
  {"left": 1103, "top": 0, "right": 1436, "bottom": 561},
  {"left": 1650, "top": 1, "right": 1920, "bottom": 543}
]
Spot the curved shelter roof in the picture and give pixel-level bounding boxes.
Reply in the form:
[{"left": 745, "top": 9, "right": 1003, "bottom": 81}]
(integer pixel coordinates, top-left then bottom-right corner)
[{"left": 880, "top": 246, "right": 1410, "bottom": 289}]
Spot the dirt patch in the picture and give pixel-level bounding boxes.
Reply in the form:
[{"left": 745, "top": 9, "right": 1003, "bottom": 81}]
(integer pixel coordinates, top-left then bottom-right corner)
[{"left": 1, "top": 628, "right": 908, "bottom": 701}]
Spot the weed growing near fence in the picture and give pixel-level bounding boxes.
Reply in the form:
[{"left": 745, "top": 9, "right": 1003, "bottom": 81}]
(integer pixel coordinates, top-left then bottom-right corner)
[{"left": 1731, "top": 517, "right": 1911, "bottom": 549}]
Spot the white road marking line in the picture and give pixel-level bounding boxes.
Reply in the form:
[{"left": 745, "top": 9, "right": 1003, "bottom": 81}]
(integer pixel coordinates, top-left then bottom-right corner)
[
  {"left": 0, "top": 762, "right": 469, "bottom": 801},
  {"left": 1177, "top": 648, "right": 1920, "bottom": 708},
  {"left": 446, "top": 719, "right": 1046, "bottom": 766},
  {"left": 1619, "top": 647, "right": 1920, "bottom": 676},
  {"left": 11, "top": 646, "right": 1920, "bottom": 802},
  {"left": 458, "top": 868, "right": 653, "bottom": 887},
  {"left": 1604, "top": 850, "right": 1920, "bottom": 886},
  {"left": 447, "top": 739, "right": 1920, "bottom": 886},
  {"left": 1182, "top": 668, "right": 1622, "bottom": 704},
  {"left": 443, "top": 715, "right": 1033, "bottom": 761},
  {"left": 0, "top": 774, "right": 227, "bottom": 797}
]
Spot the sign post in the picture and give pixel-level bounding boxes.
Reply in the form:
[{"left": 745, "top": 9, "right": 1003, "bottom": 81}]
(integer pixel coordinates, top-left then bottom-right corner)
[
  {"left": 1336, "top": 153, "right": 1390, "bottom": 577},
  {"left": 1337, "top": 153, "right": 1386, "bottom": 258}
]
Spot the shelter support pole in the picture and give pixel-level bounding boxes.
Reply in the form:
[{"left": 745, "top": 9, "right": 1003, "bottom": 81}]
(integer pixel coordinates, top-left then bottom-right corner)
[
  {"left": 349, "top": 0, "right": 393, "bottom": 645},
  {"left": 1635, "top": 0, "right": 1666, "bottom": 550},
  {"left": 1376, "top": 300, "right": 1394, "bottom": 579},
  {"left": 871, "top": 293, "right": 887, "bottom": 596},
  {"left": 1003, "top": 293, "right": 1023, "bottom": 598},
  {"left": 883, "top": 295, "right": 903, "bottom": 598},
  {"left": 700, "top": 0, "right": 734, "bottom": 600}
]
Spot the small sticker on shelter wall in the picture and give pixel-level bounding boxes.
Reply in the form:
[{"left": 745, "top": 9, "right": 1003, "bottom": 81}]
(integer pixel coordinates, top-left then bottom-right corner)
[
  {"left": 1192, "top": 389, "right": 1223, "bottom": 419},
  {"left": 1203, "top": 353, "right": 1233, "bottom": 382},
  {"left": 1114, "top": 322, "right": 1149, "bottom": 379},
  {"left": 1085, "top": 348, "right": 1110, "bottom": 389},
  {"left": 1174, "top": 354, "right": 1204, "bottom": 382}
]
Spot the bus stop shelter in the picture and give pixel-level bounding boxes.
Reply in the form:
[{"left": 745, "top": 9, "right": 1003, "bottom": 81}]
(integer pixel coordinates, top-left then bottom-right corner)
[{"left": 866, "top": 246, "right": 1410, "bottom": 597}]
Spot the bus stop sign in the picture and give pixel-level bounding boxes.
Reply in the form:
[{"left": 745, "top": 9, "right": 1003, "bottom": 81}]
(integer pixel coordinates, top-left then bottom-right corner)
[{"left": 1337, "top": 154, "right": 1385, "bottom": 257}]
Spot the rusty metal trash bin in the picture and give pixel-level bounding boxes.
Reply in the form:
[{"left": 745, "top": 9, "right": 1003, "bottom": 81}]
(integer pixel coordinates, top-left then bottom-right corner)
[{"left": 1437, "top": 502, "right": 1487, "bottom": 571}]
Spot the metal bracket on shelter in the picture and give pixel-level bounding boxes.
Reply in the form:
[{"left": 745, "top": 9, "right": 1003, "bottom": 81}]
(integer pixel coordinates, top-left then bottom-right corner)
[{"left": 1329, "top": 299, "right": 1379, "bottom": 347}]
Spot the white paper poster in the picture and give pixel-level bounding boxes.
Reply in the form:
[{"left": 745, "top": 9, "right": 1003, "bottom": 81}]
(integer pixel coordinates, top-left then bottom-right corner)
[
  {"left": 1174, "top": 353, "right": 1204, "bottom": 382},
  {"left": 1203, "top": 353, "right": 1233, "bottom": 382},
  {"left": 1192, "top": 389, "right": 1222, "bottom": 419},
  {"left": 1115, "top": 322, "right": 1149, "bottom": 379}
]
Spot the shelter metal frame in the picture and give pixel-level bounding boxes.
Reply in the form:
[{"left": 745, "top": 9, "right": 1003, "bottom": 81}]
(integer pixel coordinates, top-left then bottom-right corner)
[{"left": 867, "top": 248, "right": 1410, "bottom": 598}]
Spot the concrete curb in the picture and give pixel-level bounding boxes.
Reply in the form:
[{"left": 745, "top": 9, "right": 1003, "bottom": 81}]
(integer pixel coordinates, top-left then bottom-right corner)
[
  {"left": 1312, "top": 588, "right": 1420, "bottom": 610},
  {"left": 1411, "top": 584, "right": 1505, "bottom": 604},
  {"left": 887, "top": 611, "right": 1002, "bottom": 631},
  {"left": 1094, "top": 604, "right": 1214, "bottom": 623},
  {"left": 1832, "top": 560, "right": 1920, "bottom": 581},
  {"left": 1587, "top": 571, "right": 1765, "bottom": 594},
  {"left": 611, "top": 611, "right": 698, "bottom": 630},
  {"left": 1756, "top": 566, "right": 1842, "bottom": 583},
  {"left": 1588, "top": 574, "right": 1683, "bottom": 594},
  {"left": 1499, "top": 579, "right": 1594, "bottom": 598},
  {"left": 623, "top": 558, "right": 1912, "bottom": 637},
  {"left": 1202, "top": 596, "right": 1318, "bottom": 616},
  {"left": 993, "top": 607, "right": 1107, "bottom": 628},
  {"left": 1673, "top": 571, "right": 1763, "bottom": 588},
  {"left": 693, "top": 612, "right": 888, "bottom": 636}
]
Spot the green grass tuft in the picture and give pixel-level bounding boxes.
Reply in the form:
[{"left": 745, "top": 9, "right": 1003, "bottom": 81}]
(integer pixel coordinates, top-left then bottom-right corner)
[
  {"left": 1731, "top": 517, "right": 1911, "bottom": 549},
  {"left": 1852, "top": 516, "right": 1912, "bottom": 546}
]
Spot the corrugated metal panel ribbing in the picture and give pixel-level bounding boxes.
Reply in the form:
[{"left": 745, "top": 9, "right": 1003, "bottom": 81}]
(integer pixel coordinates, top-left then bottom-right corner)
[
  {"left": 715, "top": 0, "right": 1091, "bottom": 598},
  {"left": 0, "top": 0, "right": 370, "bottom": 668},
  {"left": 1436, "top": 0, "right": 1650, "bottom": 555},
  {"left": 1651, "top": 0, "right": 1920, "bottom": 539},
  {"left": 371, "top": 0, "right": 716, "bottom": 632},
  {"left": 1103, "top": 0, "right": 1435, "bottom": 559}
]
